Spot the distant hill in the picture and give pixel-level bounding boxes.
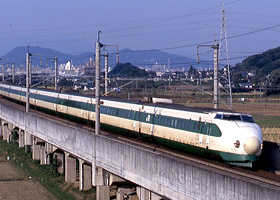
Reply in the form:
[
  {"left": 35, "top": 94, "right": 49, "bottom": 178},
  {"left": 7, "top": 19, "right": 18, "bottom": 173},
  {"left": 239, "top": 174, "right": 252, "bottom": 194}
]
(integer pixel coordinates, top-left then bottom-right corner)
[
  {"left": 233, "top": 46, "right": 280, "bottom": 83},
  {"left": 1, "top": 46, "right": 205, "bottom": 70},
  {"left": 109, "top": 63, "right": 155, "bottom": 78},
  {"left": 109, "top": 48, "right": 202, "bottom": 69},
  {"left": 2, "top": 46, "right": 93, "bottom": 67}
]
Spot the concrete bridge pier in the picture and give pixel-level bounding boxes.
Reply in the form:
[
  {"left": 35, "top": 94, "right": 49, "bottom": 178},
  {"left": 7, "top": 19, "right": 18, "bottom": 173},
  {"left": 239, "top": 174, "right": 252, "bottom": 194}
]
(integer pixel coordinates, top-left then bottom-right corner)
[
  {"left": 54, "top": 150, "right": 64, "bottom": 174},
  {"left": 94, "top": 167, "right": 110, "bottom": 200},
  {"left": 116, "top": 186, "right": 134, "bottom": 200},
  {"left": 40, "top": 146, "right": 50, "bottom": 165},
  {"left": 32, "top": 137, "right": 45, "bottom": 160},
  {"left": 24, "top": 131, "right": 32, "bottom": 146},
  {"left": 109, "top": 174, "right": 135, "bottom": 200},
  {"left": 65, "top": 152, "right": 77, "bottom": 183},
  {"left": 1, "top": 121, "right": 8, "bottom": 141},
  {"left": 18, "top": 129, "right": 24, "bottom": 148},
  {"left": 78, "top": 159, "right": 92, "bottom": 191},
  {"left": 136, "top": 187, "right": 165, "bottom": 200},
  {"left": 1, "top": 121, "right": 12, "bottom": 142},
  {"left": 7, "top": 123, "right": 13, "bottom": 142}
]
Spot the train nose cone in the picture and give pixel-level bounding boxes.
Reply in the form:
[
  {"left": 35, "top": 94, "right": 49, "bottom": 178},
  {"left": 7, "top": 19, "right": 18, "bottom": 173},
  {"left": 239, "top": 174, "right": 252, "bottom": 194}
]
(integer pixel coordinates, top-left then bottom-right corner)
[{"left": 244, "top": 137, "right": 261, "bottom": 155}]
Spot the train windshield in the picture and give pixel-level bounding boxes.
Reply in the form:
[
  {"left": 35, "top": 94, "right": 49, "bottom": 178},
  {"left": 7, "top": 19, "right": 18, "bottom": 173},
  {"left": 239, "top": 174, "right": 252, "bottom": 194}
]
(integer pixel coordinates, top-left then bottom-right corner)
[
  {"left": 241, "top": 115, "right": 255, "bottom": 123},
  {"left": 214, "top": 114, "right": 255, "bottom": 123}
]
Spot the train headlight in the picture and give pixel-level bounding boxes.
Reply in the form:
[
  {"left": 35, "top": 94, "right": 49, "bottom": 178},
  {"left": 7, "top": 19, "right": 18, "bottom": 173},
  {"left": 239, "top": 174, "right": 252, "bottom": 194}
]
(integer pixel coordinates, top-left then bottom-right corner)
[
  {"left": 234, "top": 140, "right": 240, "bottom": 148},
  {"left": 244, "top": 137, "right": 261, "bottom": 155}
]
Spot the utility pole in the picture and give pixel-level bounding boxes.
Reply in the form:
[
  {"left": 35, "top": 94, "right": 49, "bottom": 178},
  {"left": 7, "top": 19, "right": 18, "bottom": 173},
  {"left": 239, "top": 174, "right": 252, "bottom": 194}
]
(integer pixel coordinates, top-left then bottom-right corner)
[
  {"left": 102, "top": 44, "right": 119, "bottom": 96},
  {"left": 46, "top": 57, "right": 58, "bottom": 91},
  {"left": 29, "top": 58, "right": 31, "bottom": 85},
  {"left": 30, "top": 54, "right": 42, "bottom": 86},
  {"left": 12, "top": 63, "right": 15, "bottom": 83},
  {"left": 55, "top": 57, "right": 58, "bottom": 91},
  {"left": 103, "top": 44, "right": 119, "bottom": 64},
  {"left": 95, "top": 31, "right": 102, "bottom": 136},
  {"left": 26, "top": 48, "right": 30, "bottom": 113},
  {"left": 1, "top": 64, "right": 4, "bottom": 82},
  {"left": 213, "top": 43, "right": 219, "bottom": 109},
  {"left": 168, "top": 58, "right": 170, "bottom": 71},
  {"left": 104, "top": 52, "right": 108, "bottom": 95},
  {"left": 197, "top": 42, "right": 219, "bottom": 109}
]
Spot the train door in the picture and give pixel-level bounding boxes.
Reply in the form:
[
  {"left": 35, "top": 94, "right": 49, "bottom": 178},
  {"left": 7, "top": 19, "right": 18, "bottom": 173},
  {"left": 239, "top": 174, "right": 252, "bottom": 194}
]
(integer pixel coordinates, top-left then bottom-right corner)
[
  {"left": 150, "top": 106, "right": 160, "bottom": 140},
  {"left": 206, "top": 120, "right": 212, "bottom": 149},
  {"left": 54, "top": 93, "right": 58, "bottom": 112},
  {"left": 134, "top": 106, "right": 144, "bottom": 139}
]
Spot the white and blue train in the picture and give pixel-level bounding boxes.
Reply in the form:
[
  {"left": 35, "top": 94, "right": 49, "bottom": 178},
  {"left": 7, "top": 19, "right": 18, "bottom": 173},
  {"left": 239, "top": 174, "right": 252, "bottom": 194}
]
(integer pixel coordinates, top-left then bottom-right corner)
[{"left": 0, "top": 83, "right": 263, "bottom": 167}]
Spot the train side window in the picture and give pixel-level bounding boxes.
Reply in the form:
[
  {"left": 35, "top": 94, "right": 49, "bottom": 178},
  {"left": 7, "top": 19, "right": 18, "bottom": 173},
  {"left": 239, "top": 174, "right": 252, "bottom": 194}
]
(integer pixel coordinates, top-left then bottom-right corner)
[
  {"left": 167, "top": 118, "right": 171, "bottom": 126},
  {"left": 188, "top": 121, "right": 192, "bottom": 129},
  {"left": 177, "top": 120, "right": 180, "bottom": 128},
  {"left": 202, "top": 122, "right": 206, "bottom": 133},
  {"left": 164, "top": 117, "right": 167, "bottom": 126},
  {"left": 180, "top": 120, "right": 184, "bottom": 129},
  {"left": 184, "top": 121, "right": 188, "bottom": 129},
  {"left": 207, "top": 124, "right": 211, "bottom": 135},
  {"left": 171, "top": 119, "right": 174, "bottom": 127},
  {"left": 193, "top": 122, "right": 198, "bottom": 131},
  {"left": 127, "top": 111, "right": 130, "bottom": 119},
  {"left": 158, "top": 116, "right": 161, "bottom": 124}
]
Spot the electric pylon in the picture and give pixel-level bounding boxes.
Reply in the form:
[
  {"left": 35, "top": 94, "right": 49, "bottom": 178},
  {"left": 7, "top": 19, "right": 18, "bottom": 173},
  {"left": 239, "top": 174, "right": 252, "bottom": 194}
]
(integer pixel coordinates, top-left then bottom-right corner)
[{"left": 219, "top": 2, "right": 233, "bottom": 110}]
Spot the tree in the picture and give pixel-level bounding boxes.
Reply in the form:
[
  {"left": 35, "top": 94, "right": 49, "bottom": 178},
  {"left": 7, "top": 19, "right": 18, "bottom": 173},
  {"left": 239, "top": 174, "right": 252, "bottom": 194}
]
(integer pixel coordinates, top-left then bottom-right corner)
[
  {"left": 266, "top": 68, "right": 280, "bottom": 95},
  {"left": 188, "top": 65, "right": 197, "bottom": 78},
  {"left": 109, "top": 63, "right": 153, "bottom": 78}
]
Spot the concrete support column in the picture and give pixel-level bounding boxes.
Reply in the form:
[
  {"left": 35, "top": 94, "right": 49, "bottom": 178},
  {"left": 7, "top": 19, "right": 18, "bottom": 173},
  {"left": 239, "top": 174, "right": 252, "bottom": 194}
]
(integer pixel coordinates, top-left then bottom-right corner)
[
  {"left": 65, "top": 152, "right": 76, "bottom": 183},
  {"left": 2, "top": 123, "right": 8, "bottom": 141},
  {"left": 79, "top": 159, "right": 92, "bottom": 191},
  {"left": 40, "top": 146, "right": 50, "bottom": 165},
  {"left": 32, "top": 138, "right": 40, "bottom": 160},
  {"left": 96, "top": 186, "right": 110, "bottom": 200},
  {"left": 24, "top": 131, "right": 32, "bottom": 146},
  {"left": 54, "top": 151, "right": 64, "bottom": 174},
  {"left": 136, "top": 187, "right": 164, "bottom": 200},
  {"left": 94, "top": 167, "right": 110, "bottom": 200},
  {"left": 137, "top": 187, "right": 151, "bottom": 200},
  {"left": 6, "top": 123, "right": 13, "bottom": 142},
  {"left": 116, "top": 186, "right": 133, "bottom": 200},
  {"left": 18, "top": 129, "right": 25, "bottom": 148}
]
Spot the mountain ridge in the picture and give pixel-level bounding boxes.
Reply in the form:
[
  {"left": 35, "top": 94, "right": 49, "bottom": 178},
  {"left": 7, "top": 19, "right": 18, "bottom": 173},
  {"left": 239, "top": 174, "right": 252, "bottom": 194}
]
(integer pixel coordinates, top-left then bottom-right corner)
[{"left": 1, "top": 46, "right": 205, "bottom": 69}]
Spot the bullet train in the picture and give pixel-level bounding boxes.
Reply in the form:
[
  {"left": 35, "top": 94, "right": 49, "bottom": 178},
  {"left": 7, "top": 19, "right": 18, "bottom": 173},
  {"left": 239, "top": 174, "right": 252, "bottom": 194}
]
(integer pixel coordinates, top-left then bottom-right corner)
[{"left": 0, "top": 83, "right": 263, "bottom": 167}]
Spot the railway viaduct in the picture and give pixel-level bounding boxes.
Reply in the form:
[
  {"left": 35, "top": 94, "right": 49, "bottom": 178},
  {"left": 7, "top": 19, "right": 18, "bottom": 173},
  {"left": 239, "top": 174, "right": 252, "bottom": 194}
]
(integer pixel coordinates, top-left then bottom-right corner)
[{"left": 1, "top": 100, "right": 280, "bottom": 200}]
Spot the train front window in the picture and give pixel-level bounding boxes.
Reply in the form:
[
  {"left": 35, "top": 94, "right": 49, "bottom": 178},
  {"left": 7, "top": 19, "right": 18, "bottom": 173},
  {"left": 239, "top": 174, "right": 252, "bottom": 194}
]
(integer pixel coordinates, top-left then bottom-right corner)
[
  {"left": 214, "top": 114, "right": 222, "bottom": 119},
  {"left": 217, "top": 114, "right": 255, "bottom": 123},
  {"left": 241, "top": 115, "right": 255, "bottom": 123},
  {"left": 222, "top": 114, "right": 241, "bottom": 121}
]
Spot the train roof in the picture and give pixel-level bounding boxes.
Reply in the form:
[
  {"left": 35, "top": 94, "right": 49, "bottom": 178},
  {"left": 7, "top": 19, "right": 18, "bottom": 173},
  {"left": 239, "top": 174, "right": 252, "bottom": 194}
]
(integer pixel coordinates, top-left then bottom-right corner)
[{"left": 1, "top": 83, "right": 234, "bottom": 114}]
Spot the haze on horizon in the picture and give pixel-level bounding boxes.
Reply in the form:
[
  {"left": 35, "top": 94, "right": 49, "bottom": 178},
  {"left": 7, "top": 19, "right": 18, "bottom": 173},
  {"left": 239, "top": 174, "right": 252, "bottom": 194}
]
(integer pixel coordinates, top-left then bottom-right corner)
[{"left": 0, "top": 0, "right": 279, "bottom": 66}]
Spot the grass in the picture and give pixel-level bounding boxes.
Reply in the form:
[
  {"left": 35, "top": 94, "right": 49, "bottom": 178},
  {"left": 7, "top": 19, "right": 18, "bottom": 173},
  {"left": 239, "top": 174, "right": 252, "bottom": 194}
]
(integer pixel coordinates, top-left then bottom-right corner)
[
  {"left": 252, "top": 115, "right": 280, "bottom": 127},
  {"left": 0, "top": 139, "right": 77, "bottom": 200}
]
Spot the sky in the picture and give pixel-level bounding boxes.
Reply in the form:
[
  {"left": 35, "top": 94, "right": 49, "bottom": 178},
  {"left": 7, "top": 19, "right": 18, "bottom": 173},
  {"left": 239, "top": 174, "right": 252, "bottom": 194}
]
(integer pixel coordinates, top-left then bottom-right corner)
[{"left": 0, "top": 0, "right": 279, "bottom": 66}]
